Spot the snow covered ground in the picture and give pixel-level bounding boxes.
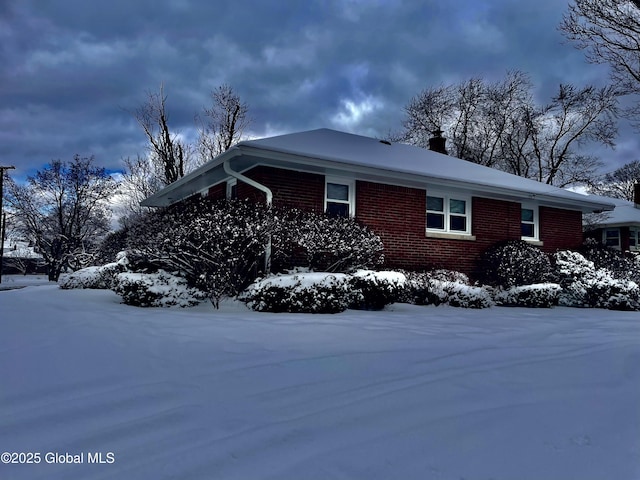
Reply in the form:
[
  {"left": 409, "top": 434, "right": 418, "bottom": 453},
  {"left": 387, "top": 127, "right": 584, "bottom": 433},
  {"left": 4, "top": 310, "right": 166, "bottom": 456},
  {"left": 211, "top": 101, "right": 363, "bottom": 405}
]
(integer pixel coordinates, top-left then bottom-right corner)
[
  {"left": 1, "top": 282, "right": 639, "bottom": 480},
  {"left": 0, "top": 275, "right": 51, "bottom": 290}
]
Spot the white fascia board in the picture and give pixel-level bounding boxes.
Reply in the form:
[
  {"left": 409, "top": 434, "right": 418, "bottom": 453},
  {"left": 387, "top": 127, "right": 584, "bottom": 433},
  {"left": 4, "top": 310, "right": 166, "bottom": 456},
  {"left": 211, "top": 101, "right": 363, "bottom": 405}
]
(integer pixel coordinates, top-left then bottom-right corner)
[{"left": 140, "top": 149, "right": 242, "bottom": 207}]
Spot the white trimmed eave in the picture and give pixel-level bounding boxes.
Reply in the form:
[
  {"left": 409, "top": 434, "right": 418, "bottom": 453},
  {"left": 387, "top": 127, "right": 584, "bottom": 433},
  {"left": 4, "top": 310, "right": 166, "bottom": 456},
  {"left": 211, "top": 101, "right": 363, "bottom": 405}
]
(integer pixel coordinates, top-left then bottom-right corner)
[
  {"left": 141, "top": 143, "right": 616, "bottom": 214},
  {"left": 594, "top": 221, "right": 640, "bottom": 229},
  {"left": 140, "top": 148, "right": 243, "bottom": 207}
]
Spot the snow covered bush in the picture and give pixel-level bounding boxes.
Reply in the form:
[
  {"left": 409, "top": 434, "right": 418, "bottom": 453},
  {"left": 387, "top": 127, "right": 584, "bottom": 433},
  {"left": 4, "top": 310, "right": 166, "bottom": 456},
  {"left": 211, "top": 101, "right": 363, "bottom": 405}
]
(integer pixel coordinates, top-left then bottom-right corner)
[
  {"left": 347, "top": 270, "right": 406, "bottom": 310},
  {"left": 553, "top": 250, "right": 640, "bottom": 310},
  {"left": 400, "top": 270, "right": 492, "bottom": 308},
  {"left": 126, "top": 197, "right": 274, "bottom": 307},
  {"left": 494, "top": 283, "right": 562, "bottom": 308},
  {"left": 59, "top": 266, "right": 105, "bottom": 289},
  {"left": 275, "top": 209, "right": 384, "bottom": 273},
  {"left": 579, "top": 240, "right": 640, "bottom": 283},
  {"left": 240, "top": 273, "right": 351, "bottom": 313},
  {"left": 431, "top": 281, "right": 493, "bottom": 309},
  {"left": 478, "top": 240, "right": 553, "bottom": 288},
  {"left": 58, "top": 262, "right": 124, "bottom": 290},
  {"left": 112, "top": 270, "right": 207, "bottom": 308},
  {"left": 241, "top": 270, "right": 406, "bottom": 313}
]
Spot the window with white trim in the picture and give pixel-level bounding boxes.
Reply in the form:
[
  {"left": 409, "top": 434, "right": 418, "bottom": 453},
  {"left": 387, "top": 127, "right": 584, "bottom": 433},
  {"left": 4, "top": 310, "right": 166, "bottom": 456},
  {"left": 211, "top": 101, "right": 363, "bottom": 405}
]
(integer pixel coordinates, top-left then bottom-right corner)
[
  {"left": 325, "top": 178, "right": 354, "bottom": 217},
  {"left": 521, "top": 204, "right": 539, "bottom": 241},
  {"left": 603, "top": 228, "right": 621, "bottom": 249},
  {"left": 426, "top": 193, "right": 471, "bottom": 234}
]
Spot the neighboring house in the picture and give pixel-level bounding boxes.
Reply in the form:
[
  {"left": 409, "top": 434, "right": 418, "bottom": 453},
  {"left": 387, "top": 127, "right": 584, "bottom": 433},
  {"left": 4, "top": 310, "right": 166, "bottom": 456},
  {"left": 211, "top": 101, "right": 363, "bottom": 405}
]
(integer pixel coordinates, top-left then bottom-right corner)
[
  {"left": 2, "top": 240, "right": 45, "bottom": 274},
  {"left": 142, "top": 128, "right": 614, "bottom": 275},
  {"left": 584, "top": 189, "right": 640, "bottom": 253}
]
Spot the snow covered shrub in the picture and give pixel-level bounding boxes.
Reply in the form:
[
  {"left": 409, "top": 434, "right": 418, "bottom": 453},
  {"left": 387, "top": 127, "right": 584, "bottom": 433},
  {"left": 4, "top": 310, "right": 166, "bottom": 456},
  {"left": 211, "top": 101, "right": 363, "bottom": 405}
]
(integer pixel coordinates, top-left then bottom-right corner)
[
  {"left": 126, "top": 197, "right": 274, "bottom": 307},
  {"left": 278, "top": 210, "right": 384, "bottom": 273},
  {"left": 553, "top": 251, "right": 640, "bottom": 310},
  {"left": 240, "top": 273, "right": 351, "bottom": 313},
  {"left": 112, "top": 270, "right": 207, "bottom": 308},
  {"left": 425, "top": 269, "right": 470, "bottom": 284},
  {"left": 347, "top": 270, "right": 406, "bottom": 310},
  {"left": 58, "top": 262, "right": 124, "bottom": 290},
  {"left": 59, "top": 266, "right": 104, "bottom": 289},
  {"left": 400, "top": 270, "right": 492, "bottom": 308},
  {"left": 432, "top": 281, "right": 493, "bottom": 309},
  {"left": 579, "top": 241, "right": 640, "bottom": 283},
  {"left": 478, "top": 240, "right": 553, "bottom": 288},
  {"left": 494, "top": 283, "right": 562, "bottom": 308}
]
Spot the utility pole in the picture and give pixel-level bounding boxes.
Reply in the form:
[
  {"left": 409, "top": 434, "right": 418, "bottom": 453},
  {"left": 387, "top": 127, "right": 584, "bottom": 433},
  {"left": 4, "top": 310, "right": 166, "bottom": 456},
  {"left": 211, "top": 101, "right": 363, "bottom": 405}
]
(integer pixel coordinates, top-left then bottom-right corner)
[{"left": 0, "top": 165, "right": 16, "bottom": 284}]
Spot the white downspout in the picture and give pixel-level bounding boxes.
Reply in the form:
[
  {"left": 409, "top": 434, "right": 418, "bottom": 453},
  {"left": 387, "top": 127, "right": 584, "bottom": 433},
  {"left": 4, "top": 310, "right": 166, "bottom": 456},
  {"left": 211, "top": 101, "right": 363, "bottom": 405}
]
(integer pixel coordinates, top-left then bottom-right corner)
[{"left": 223, "top": 159, "right": 273, "bottom": 272}]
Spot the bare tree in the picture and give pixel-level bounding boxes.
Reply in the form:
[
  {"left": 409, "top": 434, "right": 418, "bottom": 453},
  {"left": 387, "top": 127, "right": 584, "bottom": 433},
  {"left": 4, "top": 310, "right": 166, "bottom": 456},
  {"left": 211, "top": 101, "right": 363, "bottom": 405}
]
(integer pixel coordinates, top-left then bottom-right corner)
[
  {"left": 402, "top": 72, "right": 536, "bottom": 169},
  {"left": 116, "top": 154, "right": 164, "bottom": 224},
  {"left": 589, "top": 159, "right": 640, "bottom": 199},
  {"left": 5, "top": 156, "right": 114, "bottom": 280},
  {"left": 560, "top": 0, "right": 640, "bottom": 123},
  {"left": 400, "top": 72, "right": 619, "bottom": 186},
  {"left": 133, "top": 84, "right": 190, "bottom": 185},
  {"left": 196, "top": 84, "right": 250, "bottom": 164},
  {"left": 534, "top": 84, "right": 618, "bottom": 186}
]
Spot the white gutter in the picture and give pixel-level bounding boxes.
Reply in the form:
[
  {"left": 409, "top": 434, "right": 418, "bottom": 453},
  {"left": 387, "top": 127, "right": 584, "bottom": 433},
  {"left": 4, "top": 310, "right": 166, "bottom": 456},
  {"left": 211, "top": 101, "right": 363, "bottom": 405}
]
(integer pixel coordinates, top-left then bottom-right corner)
[{"left": 223, "top": 159, "right": 273, "bottom": 272}]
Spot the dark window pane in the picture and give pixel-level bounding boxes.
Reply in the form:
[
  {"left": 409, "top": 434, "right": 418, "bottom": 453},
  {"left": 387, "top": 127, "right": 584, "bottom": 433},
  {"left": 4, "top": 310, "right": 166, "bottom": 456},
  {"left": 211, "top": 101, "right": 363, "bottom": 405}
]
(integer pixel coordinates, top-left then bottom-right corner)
[
  {"left": 521, "top": 223, "right": 534, "bottom": 237},
  {"left": 427, "top": 213, "right": 445, "bottom": 229},
  {"left": 450, "top": 215, "right": 466, "bottom": 232},
  {"left": 521, "top": 208, "right": 534, "bottom": 222},
  {"left": 327, "top": 183, "right": 349, "bottom": 201},
  {"left": 450, "top": 199, "right": 466, "bottom": 214},
  {"left": 427, "top": 196, "right": 444, "bottom": 212},
  {"left": 326, "top": 202, "right": 349, "bottom": 217}
]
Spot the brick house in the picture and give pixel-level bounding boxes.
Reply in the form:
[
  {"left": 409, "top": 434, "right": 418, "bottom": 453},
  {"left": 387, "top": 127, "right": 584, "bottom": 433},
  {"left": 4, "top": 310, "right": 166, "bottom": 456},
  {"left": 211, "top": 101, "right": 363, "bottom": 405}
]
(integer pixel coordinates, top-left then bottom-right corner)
[
  {"left": 584, "top": 189, "right": 640, "bottom": 253},
  {"left": 142, "top": 129, "right": 614, "bottom": 275}
]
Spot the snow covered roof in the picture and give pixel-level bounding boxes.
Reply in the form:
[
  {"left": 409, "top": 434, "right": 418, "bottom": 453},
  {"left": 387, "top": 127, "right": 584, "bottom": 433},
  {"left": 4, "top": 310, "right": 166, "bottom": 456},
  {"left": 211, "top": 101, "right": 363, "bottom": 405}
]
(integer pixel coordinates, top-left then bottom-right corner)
[
  {"left": 583, "top": 194, "right": 640, "bottom": 227},
  {"left": 2, "top": 240, "right": 42, "bottom": 259},
  {"left": 142, "top": 128, "right": 615, "bottom": 213}
]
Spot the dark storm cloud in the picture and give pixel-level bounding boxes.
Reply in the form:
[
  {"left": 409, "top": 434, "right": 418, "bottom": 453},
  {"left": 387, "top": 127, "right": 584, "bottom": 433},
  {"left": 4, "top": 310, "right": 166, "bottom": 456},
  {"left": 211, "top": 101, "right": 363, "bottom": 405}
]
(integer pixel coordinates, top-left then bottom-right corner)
[{"left": 0, "top": 0, "right": 635, "bottom": 179}]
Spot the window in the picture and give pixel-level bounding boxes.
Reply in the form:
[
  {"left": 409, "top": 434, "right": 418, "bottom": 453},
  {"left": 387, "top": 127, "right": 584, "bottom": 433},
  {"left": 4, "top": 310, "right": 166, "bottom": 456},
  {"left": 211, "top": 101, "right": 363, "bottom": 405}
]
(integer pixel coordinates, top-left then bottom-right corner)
[
  {"left": 603, "top": 228, "right": 621, "bottom": 249},
  {"left": 325, "top": 178, "right": 354, "bottom": 217},
  {"left": 426, "top": 193, "right": 471, "bottom": 234},
  {"left": 521, "top": 204, "right": 539, "bottom": 240},
  {"left": 226, "top": 179, "right": 237, "bottom": 199},
  {"left": 630, "top": 228, "right": 639, "bottom": 251}
]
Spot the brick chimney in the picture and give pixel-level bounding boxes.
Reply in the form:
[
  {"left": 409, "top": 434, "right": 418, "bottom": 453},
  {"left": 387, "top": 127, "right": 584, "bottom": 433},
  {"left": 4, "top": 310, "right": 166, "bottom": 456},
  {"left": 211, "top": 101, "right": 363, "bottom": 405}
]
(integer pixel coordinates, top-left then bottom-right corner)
[
  {"left": 634, "top": 183, "right": 640, "bottom": 209},
  {"left": 428, "top": 129, "right": 448, "bottom": 155}
]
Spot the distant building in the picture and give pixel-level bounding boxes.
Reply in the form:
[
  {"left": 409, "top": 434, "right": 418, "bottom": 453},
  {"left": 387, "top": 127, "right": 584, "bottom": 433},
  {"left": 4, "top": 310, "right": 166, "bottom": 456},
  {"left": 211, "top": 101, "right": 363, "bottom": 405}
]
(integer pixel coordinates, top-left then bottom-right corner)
[{"left": 584, "top": 188, "right": 640, "bottom": 252}]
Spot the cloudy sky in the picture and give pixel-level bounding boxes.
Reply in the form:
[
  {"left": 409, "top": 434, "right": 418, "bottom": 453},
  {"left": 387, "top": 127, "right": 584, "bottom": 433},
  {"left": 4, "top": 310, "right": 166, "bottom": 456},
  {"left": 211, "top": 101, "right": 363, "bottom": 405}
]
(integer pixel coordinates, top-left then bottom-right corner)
[{"left": 1, "top": 0, "right": 637, "bottom": 181}]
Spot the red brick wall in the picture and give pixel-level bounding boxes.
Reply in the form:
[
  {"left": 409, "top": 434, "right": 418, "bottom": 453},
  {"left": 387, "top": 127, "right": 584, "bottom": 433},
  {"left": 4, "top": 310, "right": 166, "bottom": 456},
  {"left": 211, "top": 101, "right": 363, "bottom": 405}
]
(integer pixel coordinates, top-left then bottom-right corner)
[
  {"left": 539, "top": 206, "right": 583, "bottom": 252},
  {"left": 355, "top": 181, "right": 523, "bottom": 274},
  {"left": 355, "top": 181, "right": 429, "bottom": 269},
  {"left": 237, "top": 166, "right": 324, "bottom": 212},
  {"left": 207, "top": 183, "right": 225, "bottom": 200}
]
